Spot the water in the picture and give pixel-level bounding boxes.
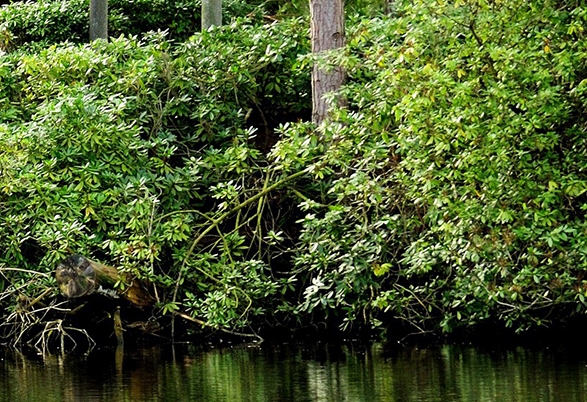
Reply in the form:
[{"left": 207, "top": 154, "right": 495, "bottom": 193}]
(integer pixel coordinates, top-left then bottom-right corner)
[{"left": 1, "top": 342, "right": 586, "bottom": 401}]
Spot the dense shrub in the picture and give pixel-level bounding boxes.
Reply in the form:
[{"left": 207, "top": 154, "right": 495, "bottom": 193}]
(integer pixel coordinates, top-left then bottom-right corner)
[
  {"left": 0, "top": 0, "right": 267, "bottom": 49},
  {"left": 2, "top": 0, "right": 587, "bottom": 343},
  {"left": 0, "top": 18, "right": 310, "bottom": 332},
  {"left": 282, "top": 0, "right": 587, "bottom": 334}
]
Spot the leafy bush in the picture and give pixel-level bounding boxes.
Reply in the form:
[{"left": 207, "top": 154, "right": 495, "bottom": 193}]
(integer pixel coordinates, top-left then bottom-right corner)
[
  {"left": 4, "top": 0, "right": 587, "bottom": 343},
  {"left": 0, "top": 0, "right": 267, "bottom": 49},
  {"left": 283, "top": 0, "right": 587, "bottom": 334},
  {"left": 0, "top": 18, "right": 310, "bottom": 333}
]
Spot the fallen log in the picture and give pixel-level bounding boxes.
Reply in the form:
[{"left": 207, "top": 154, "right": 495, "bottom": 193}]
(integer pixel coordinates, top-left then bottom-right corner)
[{"left": 55, "top": 255, "right": 154, "bottom": 307}]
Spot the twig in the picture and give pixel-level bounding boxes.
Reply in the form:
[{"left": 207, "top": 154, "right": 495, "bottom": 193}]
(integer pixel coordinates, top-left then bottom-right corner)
[
  {"left": 0, "top": 267, "right": 50, "bottom": 277},
  {"left": 24, "top": 288, "right": 53, "bottom": 310},
  {"left": 175, "top": 311, "right": 263, "bottom": 343},
  {"left": 170, "top": 169, "right": 307, "bottom": 340}
]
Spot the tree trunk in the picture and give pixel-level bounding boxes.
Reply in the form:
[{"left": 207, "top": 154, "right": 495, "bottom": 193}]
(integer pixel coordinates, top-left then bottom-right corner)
[
  {"left": 89, "top": 0, "right": 108, "bottom": 41},
  {"left": 310, "top": 0, "right": 346, "bottom": 125},
  {"left": 55, "top": 255, "right": 153, "bottom": 306},
  {"left": 202, "top": 0, "right": 222, "bottom": 30}
]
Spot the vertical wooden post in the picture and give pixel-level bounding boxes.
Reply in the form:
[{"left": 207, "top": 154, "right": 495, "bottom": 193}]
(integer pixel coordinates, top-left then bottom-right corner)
[
  {"left": 90, "top": 0, "right": 108, "bottom": 41},
  {"left": 202, "top": 0, "right": 222, "bottom": 30}
]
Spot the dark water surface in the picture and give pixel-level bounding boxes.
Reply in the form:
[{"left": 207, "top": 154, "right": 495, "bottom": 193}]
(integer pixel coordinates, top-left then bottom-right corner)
[{"left": 1, "top": 342, "right": 586, "bottom": 401}]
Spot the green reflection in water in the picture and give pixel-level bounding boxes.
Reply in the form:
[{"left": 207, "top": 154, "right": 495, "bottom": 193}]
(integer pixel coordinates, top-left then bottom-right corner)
[{"left": 0, "top": 344, "right": 586, "bottom": 401}]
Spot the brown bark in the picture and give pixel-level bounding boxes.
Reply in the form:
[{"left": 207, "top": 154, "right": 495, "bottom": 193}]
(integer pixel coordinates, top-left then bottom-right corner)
[
  {"left": 55, "top": 255, "right": 153, "bottom": 307},
  {"left": 310, "top": 0, "right": 346, "bottom": 125}
]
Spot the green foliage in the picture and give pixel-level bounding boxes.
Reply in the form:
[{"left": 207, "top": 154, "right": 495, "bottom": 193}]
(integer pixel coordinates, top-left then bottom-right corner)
[
  {"left": 3, "top": 0, "right": 587, "bottom": 342},
  {"left": 0, "top": 0, "right": 89, "bottom": 48},
  {"left": 273, "top": 0, "right": 393, "bottom": 18},
  {"left": 0, "top": 0, "right": 266, "bottom": 49},
  {"left": 0, "top": 17, "right": 310, "bottom": 333},
  {"left": 283, "top": 0, "right": 587, "bottom": 334}
]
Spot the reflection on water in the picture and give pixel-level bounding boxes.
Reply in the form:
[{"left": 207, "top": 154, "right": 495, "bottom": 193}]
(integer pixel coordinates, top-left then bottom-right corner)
[{"left": 1, "top": 342, "right": 586, "bottom": 401}]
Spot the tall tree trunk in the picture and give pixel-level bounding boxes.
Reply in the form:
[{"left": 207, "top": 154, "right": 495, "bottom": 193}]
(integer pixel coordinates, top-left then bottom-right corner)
[
  {"left": 202, "top": 0, "right": 222, "bottom": 30},
  {"left": 89, "top": 0, "right": 108, "bottom": 41},
  {"left": 310, "top": 0, "right": 346, "bottom": 125}
]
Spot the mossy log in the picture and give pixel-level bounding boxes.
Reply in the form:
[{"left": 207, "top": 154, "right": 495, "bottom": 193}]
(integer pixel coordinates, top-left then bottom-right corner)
[{"left": 55, "top": 255, "right": 154, "bottom": 307}]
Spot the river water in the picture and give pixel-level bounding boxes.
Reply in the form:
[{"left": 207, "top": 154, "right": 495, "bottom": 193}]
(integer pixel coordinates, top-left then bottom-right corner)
[{"left": 1, "top": 342, "right": 586, "bottom": 401}]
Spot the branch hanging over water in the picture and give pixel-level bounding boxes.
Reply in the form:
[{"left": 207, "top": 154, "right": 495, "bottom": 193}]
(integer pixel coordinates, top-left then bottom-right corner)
[{"left": 175, "top": 311, "right": 264, "bottom": 343}]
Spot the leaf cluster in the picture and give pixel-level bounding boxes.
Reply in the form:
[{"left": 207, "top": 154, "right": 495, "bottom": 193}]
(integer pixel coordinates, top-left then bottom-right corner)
[
  {"left": 4, "top": 0, "right": 587, "bottom": 341},
  {"left": 0, "top": 17, "right": 310, "bottom": 335},
  {"left": 287, "top": 0, "right": 587, "bottom": 335},
  {"left": 0, "top": 0, "right": 267, "bottom": 50}
]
